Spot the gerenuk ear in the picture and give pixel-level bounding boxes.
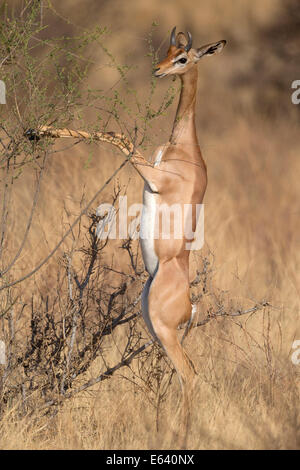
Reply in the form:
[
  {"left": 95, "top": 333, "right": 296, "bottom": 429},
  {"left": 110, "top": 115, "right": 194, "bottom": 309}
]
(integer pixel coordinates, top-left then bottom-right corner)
[{"left": 195, "top": 40, "right": 226, "bottom": 60}]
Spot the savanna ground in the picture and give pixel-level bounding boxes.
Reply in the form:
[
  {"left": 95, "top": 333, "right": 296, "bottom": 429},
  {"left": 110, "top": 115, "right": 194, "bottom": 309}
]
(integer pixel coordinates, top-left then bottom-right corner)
[{"left": 0, "top": 0, "right": 299, "bottom": 449}]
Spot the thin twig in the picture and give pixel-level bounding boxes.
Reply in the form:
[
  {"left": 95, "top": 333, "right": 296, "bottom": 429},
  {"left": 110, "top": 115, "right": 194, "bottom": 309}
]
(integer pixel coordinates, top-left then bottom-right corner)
[
  {"left": 0, "top": 153, "right": 48, "bottom": 278},
  {"left": 0, "top": 159, "right": 128, "bottom": 291},
  {"left": 39, "top": 340, "right": 154, "bottom": 410}
]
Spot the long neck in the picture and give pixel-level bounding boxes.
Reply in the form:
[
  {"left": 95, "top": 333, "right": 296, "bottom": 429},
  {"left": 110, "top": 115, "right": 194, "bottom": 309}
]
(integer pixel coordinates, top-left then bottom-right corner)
[{"left": 170, "top": 67, "right": 198, "bottom": 146}]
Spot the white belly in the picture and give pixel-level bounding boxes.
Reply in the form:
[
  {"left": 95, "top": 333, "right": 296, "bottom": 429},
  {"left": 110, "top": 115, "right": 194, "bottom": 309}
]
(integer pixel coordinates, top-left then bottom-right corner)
[{"left": 140, "top": 182, "right": 159, "bottom": 277}]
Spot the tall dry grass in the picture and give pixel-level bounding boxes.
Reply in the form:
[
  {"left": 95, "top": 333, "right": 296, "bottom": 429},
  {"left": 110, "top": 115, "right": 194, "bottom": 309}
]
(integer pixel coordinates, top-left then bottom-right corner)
[{"left": 0, "top": 0, "right": 299, "bottom": 449}]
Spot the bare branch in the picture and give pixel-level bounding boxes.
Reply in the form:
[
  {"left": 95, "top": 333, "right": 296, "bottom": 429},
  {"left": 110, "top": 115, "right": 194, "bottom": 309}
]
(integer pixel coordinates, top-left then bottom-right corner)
[
  {"left": 190, "top": 301, "right": 270, "bottom": 329},
  {"left": 0, "top": 159, "right": 128, "bottom": 292},
  {"left": 39, "top": 340, "right": 154, "bottom": 410}
]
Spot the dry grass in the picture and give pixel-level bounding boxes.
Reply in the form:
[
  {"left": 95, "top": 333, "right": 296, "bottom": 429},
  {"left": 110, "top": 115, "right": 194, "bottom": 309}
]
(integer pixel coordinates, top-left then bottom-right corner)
[
  {"left": 0, "top": 0, "right": 299, "bottom": 449},
  {"left": 1, "top": 312, "right": 299, "bottom": 449}
]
